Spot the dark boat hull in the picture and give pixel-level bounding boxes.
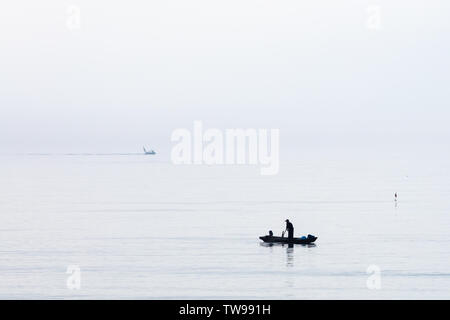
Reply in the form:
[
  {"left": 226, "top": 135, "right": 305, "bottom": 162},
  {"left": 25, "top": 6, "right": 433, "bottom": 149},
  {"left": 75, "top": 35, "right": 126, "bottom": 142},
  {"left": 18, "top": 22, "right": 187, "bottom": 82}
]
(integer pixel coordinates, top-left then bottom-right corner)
[{"left": 259, "top": 235, "right": 317, "bottom": 245}]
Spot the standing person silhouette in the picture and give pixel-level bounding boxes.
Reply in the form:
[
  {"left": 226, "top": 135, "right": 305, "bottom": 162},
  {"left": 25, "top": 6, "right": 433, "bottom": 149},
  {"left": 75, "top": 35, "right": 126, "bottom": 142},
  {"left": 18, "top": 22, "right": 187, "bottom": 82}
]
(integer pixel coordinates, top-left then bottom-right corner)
[{"left": 285, "top": 219, "right": 294, "bottom": 241}]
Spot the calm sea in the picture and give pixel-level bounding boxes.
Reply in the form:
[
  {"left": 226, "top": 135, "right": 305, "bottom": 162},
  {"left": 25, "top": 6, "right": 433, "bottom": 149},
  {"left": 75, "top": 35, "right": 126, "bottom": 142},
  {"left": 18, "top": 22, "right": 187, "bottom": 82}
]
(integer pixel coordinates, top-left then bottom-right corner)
[{"left": 0, "top": 152, "right": 449, "bottom": 299}]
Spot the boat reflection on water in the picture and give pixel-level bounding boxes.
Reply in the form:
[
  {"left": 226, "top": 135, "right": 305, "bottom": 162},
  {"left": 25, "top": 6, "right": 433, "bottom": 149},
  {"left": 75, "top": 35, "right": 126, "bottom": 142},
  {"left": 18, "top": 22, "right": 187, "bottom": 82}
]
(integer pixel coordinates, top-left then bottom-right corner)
[
  {"left": 286, "top": 246, "right": 294, "bottom": 267},
  {"left": 259, "top": 242, "right": 317, "bottom": 269},
  {"left": 259, "top": 242, "right": 316, "bottom": 248}
]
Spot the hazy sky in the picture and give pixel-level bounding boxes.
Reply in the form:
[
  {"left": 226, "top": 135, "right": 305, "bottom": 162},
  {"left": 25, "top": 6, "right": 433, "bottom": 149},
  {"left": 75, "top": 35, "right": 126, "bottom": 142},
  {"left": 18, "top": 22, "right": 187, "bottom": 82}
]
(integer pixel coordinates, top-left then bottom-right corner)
[{"left": 1, "top": 1, "right": 449, "bottom": 154}]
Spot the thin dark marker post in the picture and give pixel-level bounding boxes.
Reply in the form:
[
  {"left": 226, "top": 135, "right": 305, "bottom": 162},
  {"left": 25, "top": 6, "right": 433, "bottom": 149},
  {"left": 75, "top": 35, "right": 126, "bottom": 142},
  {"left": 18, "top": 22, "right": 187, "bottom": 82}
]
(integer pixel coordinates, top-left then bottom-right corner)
[{"left": 395, "top": 192, "right": 398, "bottom": 208}]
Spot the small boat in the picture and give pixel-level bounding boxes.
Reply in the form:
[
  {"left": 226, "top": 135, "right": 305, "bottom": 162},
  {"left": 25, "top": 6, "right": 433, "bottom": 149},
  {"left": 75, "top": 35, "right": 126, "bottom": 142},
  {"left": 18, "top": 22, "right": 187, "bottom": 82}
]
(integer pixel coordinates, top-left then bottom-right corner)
[
  {"left": 143, "top": 147, "right": 156, "bottom": 155},
  {"left": 259, "top": 234, "right": 317, "bottom": 245}
]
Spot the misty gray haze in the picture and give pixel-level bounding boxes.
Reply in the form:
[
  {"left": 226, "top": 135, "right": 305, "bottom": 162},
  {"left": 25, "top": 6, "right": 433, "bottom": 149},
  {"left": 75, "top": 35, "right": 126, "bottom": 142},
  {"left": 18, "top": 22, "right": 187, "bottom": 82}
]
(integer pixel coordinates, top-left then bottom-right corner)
[
  {"left": 1, "top": 1, "right": 449, "bottom": 156},
  {"left": 1, "top": 1, "right": 450, "bottom": 300}
]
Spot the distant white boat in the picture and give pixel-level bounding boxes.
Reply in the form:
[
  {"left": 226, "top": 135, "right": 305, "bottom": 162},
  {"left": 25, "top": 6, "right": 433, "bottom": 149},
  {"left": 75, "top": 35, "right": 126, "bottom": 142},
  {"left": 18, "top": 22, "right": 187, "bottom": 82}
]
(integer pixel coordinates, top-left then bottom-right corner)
[{"left": 143, "top": 147, "right": 156, "bottom": 155}]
